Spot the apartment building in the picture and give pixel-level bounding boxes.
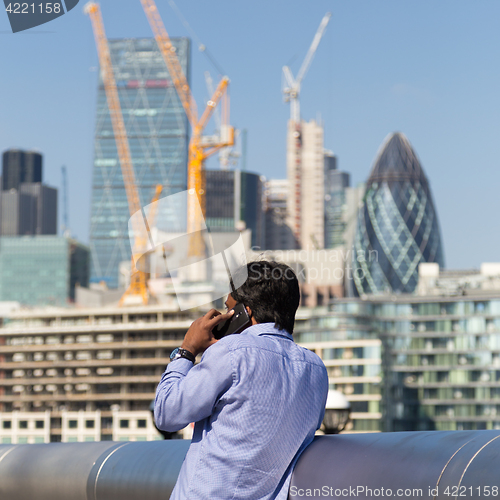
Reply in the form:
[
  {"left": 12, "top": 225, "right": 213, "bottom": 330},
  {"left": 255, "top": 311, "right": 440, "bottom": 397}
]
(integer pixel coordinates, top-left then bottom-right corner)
[{"left": 0, "top": 304, "right": 195, "bottom": 442}]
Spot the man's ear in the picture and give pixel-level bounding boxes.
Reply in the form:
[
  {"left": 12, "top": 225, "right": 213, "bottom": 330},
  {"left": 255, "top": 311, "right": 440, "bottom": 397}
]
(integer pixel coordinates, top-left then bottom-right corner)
[{"left": 245, "top": 306, "right": 258, "bottom": 325}]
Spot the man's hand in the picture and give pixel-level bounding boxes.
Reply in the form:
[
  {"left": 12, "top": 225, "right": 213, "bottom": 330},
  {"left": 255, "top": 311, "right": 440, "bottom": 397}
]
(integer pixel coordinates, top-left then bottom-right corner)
[{"left": 181, "top": 309, "right": 234, "bottom": 357}]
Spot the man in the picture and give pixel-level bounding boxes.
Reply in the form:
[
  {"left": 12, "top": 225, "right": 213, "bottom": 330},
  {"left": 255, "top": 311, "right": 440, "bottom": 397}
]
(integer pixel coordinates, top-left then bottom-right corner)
[{"left": 155, "top": 260, "right": 329, "bottom": 500}]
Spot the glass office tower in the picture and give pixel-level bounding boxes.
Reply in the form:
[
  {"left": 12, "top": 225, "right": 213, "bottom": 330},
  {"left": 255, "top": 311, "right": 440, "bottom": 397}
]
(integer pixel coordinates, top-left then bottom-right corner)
[
  {"left": 351, "top": 133, "right": 444, "bottom": 295},
  {"left": 324, "top": 152, "right": 351, "bottom": 249},
  {"left": 89, "top": 38, "right": 190, "bottom": 287},
  {"left": 0, "top": 236, "right": 89, "bottom": 306},
  {"left": 205, "top": 169, "right": 263, "bottom": 250},
  {"left": 2, "top": 150, "right": 42, "bottom": 191}
]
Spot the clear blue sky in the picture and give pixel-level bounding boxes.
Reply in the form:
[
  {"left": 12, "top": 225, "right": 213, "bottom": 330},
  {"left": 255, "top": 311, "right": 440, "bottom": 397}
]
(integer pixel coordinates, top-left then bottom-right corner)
[{"left": 0, "top": 0, "right": 498, "bottom": 269}]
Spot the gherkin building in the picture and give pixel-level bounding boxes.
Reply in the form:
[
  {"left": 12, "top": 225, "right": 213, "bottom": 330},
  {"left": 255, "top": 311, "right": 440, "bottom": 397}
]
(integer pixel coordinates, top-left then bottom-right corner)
[{"left": 351, "top": 132, "right": 445, "bottom": 295}]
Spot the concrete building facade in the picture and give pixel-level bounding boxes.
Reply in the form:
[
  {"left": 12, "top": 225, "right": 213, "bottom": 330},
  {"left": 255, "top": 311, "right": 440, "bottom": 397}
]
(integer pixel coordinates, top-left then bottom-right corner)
[
  {"left": 0, "top": 305, "right": 198, "bottom": 442},
  {"left": 0, "top": 410, "right": 165, "bottom": 444},
  {"left": 286, "top": 119, "right": 325, "bottom": 250}
]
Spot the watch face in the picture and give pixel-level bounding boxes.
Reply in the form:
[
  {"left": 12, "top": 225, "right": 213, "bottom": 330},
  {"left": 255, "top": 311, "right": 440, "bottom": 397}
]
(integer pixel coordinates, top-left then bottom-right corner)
[{"left": 170, "top": 348, "right": 180, "bottom": 361}]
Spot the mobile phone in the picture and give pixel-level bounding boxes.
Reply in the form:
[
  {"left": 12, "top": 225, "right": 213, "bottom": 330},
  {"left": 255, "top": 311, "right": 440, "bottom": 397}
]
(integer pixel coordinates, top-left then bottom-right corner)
[{"left": 212, "top": 303, "right": 252, "bottom": 340}]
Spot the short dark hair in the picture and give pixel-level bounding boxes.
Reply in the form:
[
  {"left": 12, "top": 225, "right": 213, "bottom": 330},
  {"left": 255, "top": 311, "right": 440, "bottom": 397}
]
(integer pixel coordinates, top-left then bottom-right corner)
[{"left": 230, "top": 260, "right": 300, "bottom": 334}]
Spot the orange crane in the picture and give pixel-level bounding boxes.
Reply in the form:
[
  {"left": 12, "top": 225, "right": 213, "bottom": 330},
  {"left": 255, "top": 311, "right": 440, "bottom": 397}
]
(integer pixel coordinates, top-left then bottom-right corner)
[
  {"left": 85, "top": 1, "right": 162, "bottom": 305},
  {"left": 119, "top": 183, "right": 163, "bottom": 306},
  {"left": 140, "top": 0, "right": 234, "bottom": 257}
]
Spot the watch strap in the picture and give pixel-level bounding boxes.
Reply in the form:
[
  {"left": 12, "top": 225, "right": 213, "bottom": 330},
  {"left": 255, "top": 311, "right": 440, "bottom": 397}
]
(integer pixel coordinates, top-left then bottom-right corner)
[{"left": 171, "top": 347, "right": 195, "bottom": 363}]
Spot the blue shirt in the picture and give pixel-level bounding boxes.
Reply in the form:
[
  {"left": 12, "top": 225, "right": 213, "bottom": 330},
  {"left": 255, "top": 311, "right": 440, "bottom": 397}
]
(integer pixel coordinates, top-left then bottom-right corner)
[{"left": 155, "top": 323, "right": 329, "bottom": 500}]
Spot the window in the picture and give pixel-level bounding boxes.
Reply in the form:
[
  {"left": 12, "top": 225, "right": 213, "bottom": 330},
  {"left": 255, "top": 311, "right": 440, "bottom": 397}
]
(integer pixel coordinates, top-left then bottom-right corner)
[
  {"left": 85, "top": 437, "right": 95, "bottom": 442},
  {"left": 119, "top": 419, "right": 129, "bottom": 429},
  {"left": 137, "top": 419, "right": 147, "bottom": 429},
  {"left": 35, "top": 420, "right": 44, "bottom": 429},
  {"left": 85, "top": 420, "right": 95, "bottom": 429},
  {"left": 67, "top": 437, "right": 78, "bottom": 442},
  {"left": 350, "top": 401, "right": 369, "bottom": 413},
  {"left": 2, "top": 421, "right": 11, "bottom": 429},
  {"left": 1, "top": 437, "right": 12, "bottom": 444},
  {"left": 68, "top": 420, "right": 77, "bottom": 429},
  {"left": 19, "top": 420, "right": 28, "bottom": 429},
  {"left": 18, "top": 437, "right": 28, "bottom": 444},
  {"left": 34, "top": 437, "right": 45, "bottom": 443}
]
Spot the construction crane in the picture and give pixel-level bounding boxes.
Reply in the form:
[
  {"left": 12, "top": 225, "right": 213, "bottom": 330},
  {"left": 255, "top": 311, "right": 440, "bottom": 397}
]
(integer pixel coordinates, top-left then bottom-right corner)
[
  {"left": 140, "top": 0, "right": 234, "bottom": 257},
  {"left": 204, "top": 71, "right": 240, "bottom": 170},
  {"left": 85, "top": 2, "right": 162, "bottom": 305},
  {"left": 282, "top": 12, "right": 331, "bottom": 246},
  {"left": 119, "top": 184, "right": 163, "bottom": 306}
]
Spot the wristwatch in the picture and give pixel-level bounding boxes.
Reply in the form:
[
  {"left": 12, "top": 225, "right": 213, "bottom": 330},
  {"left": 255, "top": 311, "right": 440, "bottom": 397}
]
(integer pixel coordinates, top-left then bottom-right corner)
[{"left": 169, "top": 347, "right": 196, "bottom": 363}]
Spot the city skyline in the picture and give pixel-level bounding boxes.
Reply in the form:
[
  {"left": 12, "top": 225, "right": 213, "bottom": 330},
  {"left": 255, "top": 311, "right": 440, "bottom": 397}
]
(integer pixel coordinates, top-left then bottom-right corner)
[{"left": 0, "top": 0, "right": 498, "bottom": 269}]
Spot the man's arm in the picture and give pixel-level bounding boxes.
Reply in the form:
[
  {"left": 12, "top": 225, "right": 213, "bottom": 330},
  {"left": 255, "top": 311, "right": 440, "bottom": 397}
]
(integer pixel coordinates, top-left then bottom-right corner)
[{"left": 154, "top": 309, "right": 234, "bottom": 432}]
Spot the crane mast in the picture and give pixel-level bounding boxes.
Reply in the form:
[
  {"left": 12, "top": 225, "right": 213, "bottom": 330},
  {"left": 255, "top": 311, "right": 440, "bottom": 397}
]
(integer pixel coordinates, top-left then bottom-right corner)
[
  {"left": 282, "top": 12, "right": 331, "bottom": 123},
  {"left": 140, "top": 0, "right": 234, "bottom": 257},
  {"left": 85, "top": 1, "right": 161, "bottom": 305},
  {"left": 85, "top": 2, "right": 142, "bottom": 219}
]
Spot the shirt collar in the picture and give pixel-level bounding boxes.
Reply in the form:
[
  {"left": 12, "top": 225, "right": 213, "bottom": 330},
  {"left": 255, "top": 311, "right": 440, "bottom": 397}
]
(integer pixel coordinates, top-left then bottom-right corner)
[{"left": 243, "top": 322, "right": 294, "bottom": 341}]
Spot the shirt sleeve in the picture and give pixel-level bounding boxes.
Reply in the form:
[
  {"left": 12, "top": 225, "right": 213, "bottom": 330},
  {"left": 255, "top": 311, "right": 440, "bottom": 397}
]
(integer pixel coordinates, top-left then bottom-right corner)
[
  {"left": 316, "top": 364, "right": 329, "bottom": 429},
  {"left": 154, "top": 341, "right": 234, "bottom": 432}
]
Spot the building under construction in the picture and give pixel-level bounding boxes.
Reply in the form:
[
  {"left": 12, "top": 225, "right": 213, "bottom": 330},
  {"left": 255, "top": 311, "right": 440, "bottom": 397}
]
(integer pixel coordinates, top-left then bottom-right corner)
[{"left": 282, "top": 13, "right": 331, "bottom": 251}]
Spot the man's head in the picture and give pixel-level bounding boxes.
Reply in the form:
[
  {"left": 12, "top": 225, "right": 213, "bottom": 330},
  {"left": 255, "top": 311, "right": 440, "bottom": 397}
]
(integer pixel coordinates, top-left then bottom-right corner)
[{"left": 229, "top": 260, "right": 300, "bottom": 334}]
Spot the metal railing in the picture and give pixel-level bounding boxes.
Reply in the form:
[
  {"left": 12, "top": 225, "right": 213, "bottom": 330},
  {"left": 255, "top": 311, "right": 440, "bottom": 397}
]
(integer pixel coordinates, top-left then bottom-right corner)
[{"left": 1, "top": 430, "right": 499, "bottom": 500}]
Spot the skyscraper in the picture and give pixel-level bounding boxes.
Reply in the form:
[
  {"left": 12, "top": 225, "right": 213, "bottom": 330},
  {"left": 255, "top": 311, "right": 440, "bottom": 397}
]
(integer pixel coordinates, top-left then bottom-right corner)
[
  {"left": 324, "top": 151, "right": 350, "bottom": 249},
  {"left": 286, "top": 119, "right": 325, "bottom": 250},
  {"left": 263, "top": 179, "right": 296, "bottom": 250},
  {"left": 205, "top": 169, "right": 263, "bottom": 249},
  {"left": 19, "top": 183, "right": 57, "bottom": 235},
  {"left": 351, "top": 132, "right": 445, "bottom": 295},
  {"left": 0, "top": 191, "right": 36, "bottom": 236},
  {"left": 2, "top": 150, "right": 42, "bottom": 191},
  {"left": 89, "top": 38, "right": 190, "bottom": 288},
  {"left": 0, "top": 149, "right": 57, "bottom": 236}
]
